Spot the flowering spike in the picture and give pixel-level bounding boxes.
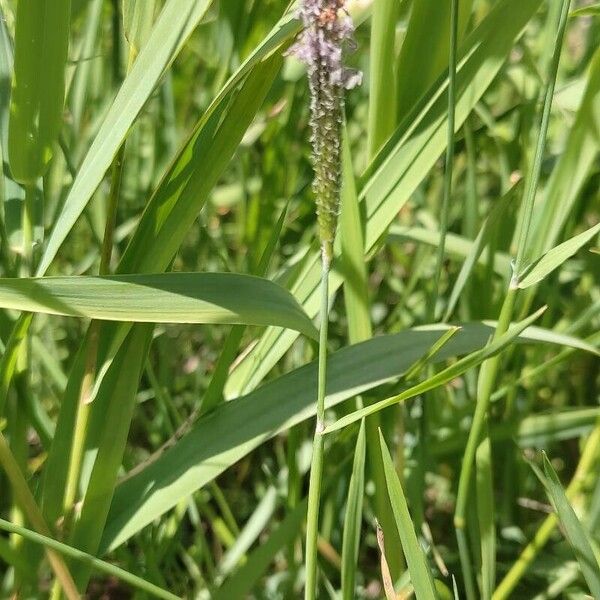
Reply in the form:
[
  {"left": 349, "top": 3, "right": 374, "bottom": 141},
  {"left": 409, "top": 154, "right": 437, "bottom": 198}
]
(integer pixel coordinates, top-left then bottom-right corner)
[{"left": 289, "top": 0, "right": 362, "bottom": 268}]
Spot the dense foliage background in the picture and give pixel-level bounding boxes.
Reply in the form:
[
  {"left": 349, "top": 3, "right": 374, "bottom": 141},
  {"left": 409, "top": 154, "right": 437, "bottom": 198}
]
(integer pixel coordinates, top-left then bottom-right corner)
[{"left": 0, "top": 0, "right": 598, "bottom": 598}]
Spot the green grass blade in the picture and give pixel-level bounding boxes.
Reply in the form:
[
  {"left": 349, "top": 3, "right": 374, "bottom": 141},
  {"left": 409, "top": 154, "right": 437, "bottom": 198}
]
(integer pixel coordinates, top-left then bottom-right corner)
[
  {"left": 389, "top": 225, "right": 512, "bottom": 276},
  {"left": 340, "top": 124, "right": 404, "bottom": 578},
  {"left": 122, "top": 0, "right": 157, "bottom": 61},
  {"left": 68, "top": 325, "right": 153, "bottom": 588},
  {"left": 378, "top": 431, "right": 438, "bottom": 599},
  {"left": 368, "top": 0, "right": 398, "bottom": 157},
  {"left": 531, "top": 47, "right": 600, "bottom": 258},
  {"left": 395, "top": 0, "right": 472, "bottom": 120},
  {"left": 0, "top": 313, "right": 32, "bottom": 416},
  {"left": 569, "top": 3, "right": 600, "bottom": 17},
  {"left": 444, "top": 183, "right": 520, "bottom": 321},
  {"left": 36, "top": 0, "right": 215, "bottom": 276},
  {"left": 340, "top": 133, "right": 371, "bottom": 343},
  {"left": 0, "top": 518, "right": 179, "bottom": 600},
  {"left": 218, "top": 487, "right": 277, "bottom": 577},
  {"left": 8, "top": 0, "right": 70, "bottom": 184},
  {"left": 341, "top": 420, "right": 366, "bottom": 600},
  {"left": 517, "top": 222, "right": 600, "bottom": 288},
  {"left": 102, "top": 319, "right": 565, "bottom": 551},
  {"left": 532, "top": 453, "right": 600, "bottom": 598},
  {"left": 212, "top": 500, "right": 307, "bottom": 599},
  {"left": 40, "top": 53, "right": 282, "bottom": 530},
  {"left": 0, "top": 273, "right": 317, "bottom": 339},
  {"left": 325, "top": 307, "right": 546, "bottom": 433}
]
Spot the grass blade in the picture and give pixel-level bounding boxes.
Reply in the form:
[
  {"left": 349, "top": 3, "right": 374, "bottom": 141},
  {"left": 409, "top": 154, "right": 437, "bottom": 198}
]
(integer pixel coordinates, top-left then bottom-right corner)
[
  {"left": 0, "top": 273, "right": 317, "bottom": 338},
  {"left": 517, "top": 222, "right": 600, "bottom": 288},
  {"left": 531, "top": 453, "right": 600, "bottom": 598},
  {"left": 379, "top": 431, "right": 438, "bottom": 599},
  {"left": 325, "top": 307, "right": 546, "bottom": 433},
  {"left": 341, "top": 420, "right": 366, "bottom": 600},
  {"left": 102, "top": 318, "right": 567, "bottom": 551},
  {"left": 37, "top": 0, "right": 215, "bottom": 276},
  {"left": 0, "top": 517, "right": 179, "bottom": 600},
  {"left": 8, "top": 0, "right": 70, "bottom": 184}
]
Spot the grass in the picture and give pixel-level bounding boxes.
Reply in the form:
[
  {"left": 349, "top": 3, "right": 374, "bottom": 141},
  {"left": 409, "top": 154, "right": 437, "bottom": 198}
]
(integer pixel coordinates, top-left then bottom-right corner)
[{"left": 0, "top": 0, "right": 598, "bottom": 598}]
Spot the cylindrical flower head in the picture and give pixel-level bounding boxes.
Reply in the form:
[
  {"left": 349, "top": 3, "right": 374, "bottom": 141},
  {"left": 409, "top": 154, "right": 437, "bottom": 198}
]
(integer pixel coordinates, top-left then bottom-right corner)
[{"left": 289, "top": 0, "right": 362, "bottom": 267}]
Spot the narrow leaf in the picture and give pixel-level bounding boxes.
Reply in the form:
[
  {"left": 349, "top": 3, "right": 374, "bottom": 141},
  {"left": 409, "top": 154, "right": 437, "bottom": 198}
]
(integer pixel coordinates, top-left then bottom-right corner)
[
  {"left": 379, "top": 431, "right": 437, "bottom": 599},
  {"left": 533, "top": 454, "right": 600, "bottom": 598},
  {"left": 341, "top": 420, "right": 366, "bottom": 600},
  {"left": 518, "top": 222, "right": 600, "bottom": 288}
]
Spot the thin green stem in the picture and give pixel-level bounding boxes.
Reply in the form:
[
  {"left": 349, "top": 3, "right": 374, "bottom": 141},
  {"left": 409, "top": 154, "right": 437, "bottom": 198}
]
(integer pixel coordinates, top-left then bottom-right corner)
[
  {"left": 454, "top": 2, "right": 571, "bottom": 594},
  {"left": 454, "top": 287, "right": 517, "bottom": 529},
  {"left": 304, "top": 263, "right": 330, "bottom": 599},
  {"left": 430, "top": 0, "right": 458, "bottom": 321},
  {"left": 512, "top": 0, "right": 571, "bottom": 278},
  {"left": 0, "top": 517, "right": 180, "bottom": 600}
]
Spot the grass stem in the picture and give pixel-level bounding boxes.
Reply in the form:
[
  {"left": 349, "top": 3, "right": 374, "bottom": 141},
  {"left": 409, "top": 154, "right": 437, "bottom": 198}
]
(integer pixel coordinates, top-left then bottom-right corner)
[
  {"left": 0, "top": 517, "right": 181, "bottom": 600},
  {"left": 304, "top": 262, "right": 330, "bottom": 599}
]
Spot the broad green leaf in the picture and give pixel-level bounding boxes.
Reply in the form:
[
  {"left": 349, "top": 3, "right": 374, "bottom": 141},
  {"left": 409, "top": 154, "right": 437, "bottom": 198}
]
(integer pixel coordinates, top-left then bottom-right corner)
[
  {"left": 532, "top": 454, "right": 600, "bottom": 598},
  {"left": 518, "top": 222, "right": 600, "bottom": 288},
  {"left": 37, "top": 0, "right": 216, "bottom": 276},
  {"left": 341, "top": 420, "right": 366, "bottom": 600},
  {"left": 8, "top": 0, "right": 70, "bottom": 184},
  {"left": 0, "top": 273, "right": 317, "bottom": 339},
  {"left": 325, "top": 307, "right": 546, "bottom": 433},
  {"left": 379, "top": 432, "right": 437, "bottom": 599},
  {"left": 101, "top": 318, "right": 576, "bottom": 552},
  {"left": 226, "top": 0, "right": 543, "bottom": 397}
]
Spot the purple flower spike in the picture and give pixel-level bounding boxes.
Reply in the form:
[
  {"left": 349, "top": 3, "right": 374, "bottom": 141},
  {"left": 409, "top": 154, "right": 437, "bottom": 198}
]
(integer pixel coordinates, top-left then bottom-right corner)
[{"left": 289, "top": 0, "right": 362, "bottom": 267}]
